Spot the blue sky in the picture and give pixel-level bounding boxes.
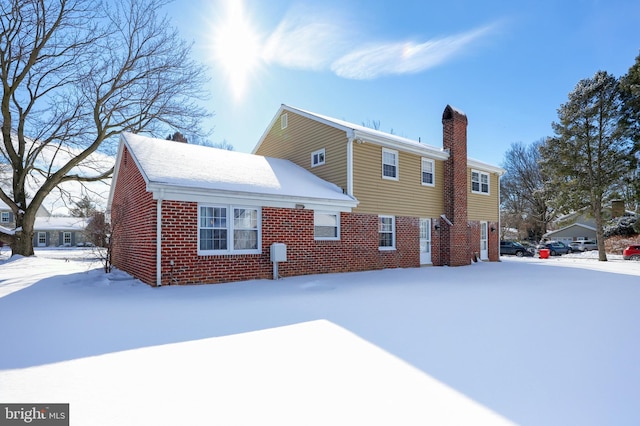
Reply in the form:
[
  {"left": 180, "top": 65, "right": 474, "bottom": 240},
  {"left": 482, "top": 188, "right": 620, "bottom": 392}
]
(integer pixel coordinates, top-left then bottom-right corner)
[{"left": 164, "top": 0, "right": 639, "bottom": 166}]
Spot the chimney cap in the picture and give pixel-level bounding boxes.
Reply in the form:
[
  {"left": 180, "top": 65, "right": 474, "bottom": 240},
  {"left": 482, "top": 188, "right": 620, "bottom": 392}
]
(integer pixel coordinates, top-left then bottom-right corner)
[{"left": 442, "top": 105, "right": 467, "bottom": 122}]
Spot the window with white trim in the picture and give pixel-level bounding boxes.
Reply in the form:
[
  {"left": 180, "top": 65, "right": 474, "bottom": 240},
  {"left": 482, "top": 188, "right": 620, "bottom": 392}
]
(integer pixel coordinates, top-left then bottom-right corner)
[
  {"left": 0, "top": 212, "right": 9, "bottom": 223},
  {"left": 281, "top": 113, "right": 288, "bottom": 129},
  {"left": 314, "top": 211, "right": 339, "bottom": 240},
  {"left": 421, "top": 158, "right": 435, "bottom": 186},
  {"left": 199, "top": 205, "right": 260, "bottom": 254},
  {"left": 378, "top": 215, "right": 395, "bottom": 249},
  {"left": 382, "top": 148, "right": 398, "bottom": 180},
  {"left": 471, "top": 170, "right": 490, "bottom": 194},
  {"left": 63, "top": 232, "right": 72, "bottom": 246},
  {"left": 311, "top": 148, "right": 325, "bottom": 167}
]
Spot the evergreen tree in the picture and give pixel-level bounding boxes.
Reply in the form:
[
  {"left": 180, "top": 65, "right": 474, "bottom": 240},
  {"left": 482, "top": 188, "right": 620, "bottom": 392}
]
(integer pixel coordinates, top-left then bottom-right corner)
[
  {"left": 540, "top": 71, "right": 633, "bottom": 261},
  {"left": 619, "top": 51, "right": 640, "bottom": 210},
  {"left": 70, "top": 195, "right": 97, "bottom": 218}
]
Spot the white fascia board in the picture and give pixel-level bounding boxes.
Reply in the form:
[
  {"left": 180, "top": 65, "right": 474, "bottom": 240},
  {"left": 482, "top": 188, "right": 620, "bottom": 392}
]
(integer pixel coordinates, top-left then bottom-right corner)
[
  {"left": 147, "top": 184, "right": 358, "bottom": 212},
  {"left": 468, "top": 158, "right": 505, "bottom": 175},
  {"left": 353, "top": 130, "right": 449, "bottom": 160}
]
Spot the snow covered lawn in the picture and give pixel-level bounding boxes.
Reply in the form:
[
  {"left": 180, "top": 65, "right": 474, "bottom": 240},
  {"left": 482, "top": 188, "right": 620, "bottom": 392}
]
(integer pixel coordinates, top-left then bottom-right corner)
[{"left": 1, "top": 249, "right": 639, "bottom": 425}]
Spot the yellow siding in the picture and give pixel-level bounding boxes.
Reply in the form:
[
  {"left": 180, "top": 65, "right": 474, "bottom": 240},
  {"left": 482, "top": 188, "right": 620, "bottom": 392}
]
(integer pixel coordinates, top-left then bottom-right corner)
[
  {"left": 352, "top": 142, "right": 444, "bottom": 217},
  {"left": 467, "top": 168, "right": 500, "bottom": 221},
  {"left": 255, "top": 111, "right": 348, "bottom": 191}
]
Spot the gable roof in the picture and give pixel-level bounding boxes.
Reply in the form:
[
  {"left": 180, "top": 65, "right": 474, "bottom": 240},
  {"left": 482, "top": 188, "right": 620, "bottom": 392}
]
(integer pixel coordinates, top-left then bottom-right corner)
[
  {"left": 543, "top": 223, "right": 597, "bottom": 238},
  {"left": 108, "top": 133, "right": 358, "bottom": 211},
  {"left": 254, "top": 104, "right": 504, "bottom": 175}
]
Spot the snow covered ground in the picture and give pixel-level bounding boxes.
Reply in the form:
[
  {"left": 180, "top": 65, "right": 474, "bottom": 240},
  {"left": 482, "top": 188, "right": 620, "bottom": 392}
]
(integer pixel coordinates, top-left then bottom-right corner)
[{"left": 1, "top": 248, "right": 639, "bottom": 425}]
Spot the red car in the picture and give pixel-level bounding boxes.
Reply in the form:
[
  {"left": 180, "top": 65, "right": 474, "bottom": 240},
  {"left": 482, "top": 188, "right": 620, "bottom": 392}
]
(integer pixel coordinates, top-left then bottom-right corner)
[{"left": 622, "top": 245, "right": 640, "bottom": 261}]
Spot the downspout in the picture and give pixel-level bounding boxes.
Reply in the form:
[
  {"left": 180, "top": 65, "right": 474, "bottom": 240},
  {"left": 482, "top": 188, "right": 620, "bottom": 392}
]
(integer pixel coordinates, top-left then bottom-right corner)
[
  {"left": 347, "top": 131, "right": 355, "bottom": 197},
  {"left": 156, "top": 190, "right": 163, "bottom": 287}
]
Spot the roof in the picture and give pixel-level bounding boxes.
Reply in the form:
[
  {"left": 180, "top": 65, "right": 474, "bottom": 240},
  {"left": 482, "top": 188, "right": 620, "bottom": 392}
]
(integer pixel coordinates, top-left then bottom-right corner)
[
  {"left": 111, "top": 133, "right": 358, "bottom": 210},
  {"left": 254, "top": 104, "right": 505, "bottom": 175},
  {"left": 34, "top": 216, "right": 88, "bottom": 231},
  {"left": 543, "top": 223, "right": 597, "bottom": 238}
]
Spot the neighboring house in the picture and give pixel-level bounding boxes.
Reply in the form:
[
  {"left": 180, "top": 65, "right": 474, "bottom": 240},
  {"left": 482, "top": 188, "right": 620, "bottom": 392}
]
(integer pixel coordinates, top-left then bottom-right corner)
[
  {"left": 108, "top": 105, "right": 504, "bottom": 286},
  {"left": 0, "top": 200, "right": 50, "bottom": 228},
  {"left": 545, "top": 201, "right": 634, "bottom": 244},
  {"left": 542, "top": 223, "right": 597, "bottom": 246},
  {"left": 32, "top": 216, "right": 89, "bottom": 247}
]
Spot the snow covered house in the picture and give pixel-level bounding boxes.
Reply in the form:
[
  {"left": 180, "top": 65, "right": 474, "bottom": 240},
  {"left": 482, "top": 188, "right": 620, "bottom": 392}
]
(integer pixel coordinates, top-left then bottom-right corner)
[
  {"left": 107, "top": 105, "right": 504, "bottom": 286},
  {"left": 33, "top": 216, "right": 89, "bottom": 247}
]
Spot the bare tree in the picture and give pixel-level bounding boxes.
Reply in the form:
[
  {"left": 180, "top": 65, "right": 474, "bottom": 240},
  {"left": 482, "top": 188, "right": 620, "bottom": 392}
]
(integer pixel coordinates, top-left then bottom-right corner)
[
  {"left": 0, "top": 0, "right": 210, "bottom": 256},
  {"left": 500, "top": 140, "right": 555, "bottom": 241}
]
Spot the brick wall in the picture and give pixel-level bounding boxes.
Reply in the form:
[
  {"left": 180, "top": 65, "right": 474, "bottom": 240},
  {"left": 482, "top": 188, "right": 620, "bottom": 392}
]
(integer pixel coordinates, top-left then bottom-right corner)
[
  {"left": 110, "top": 147, "right": 157, "bottom": 285},
  {"left": 153, "top": 206, "right": 421, "bottom": 286}
]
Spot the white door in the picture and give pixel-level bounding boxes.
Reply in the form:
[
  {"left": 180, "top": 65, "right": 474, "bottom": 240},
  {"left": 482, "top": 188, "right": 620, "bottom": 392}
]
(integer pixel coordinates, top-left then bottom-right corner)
[
  {"left": 419, "top": 218, "right": 431, "bottom": 264},
  {"left": 480, "top": 222, "right": 488, "bottom": 260},
  {"left": 38, "top": 232, "right": 47, "bottom": 247}
]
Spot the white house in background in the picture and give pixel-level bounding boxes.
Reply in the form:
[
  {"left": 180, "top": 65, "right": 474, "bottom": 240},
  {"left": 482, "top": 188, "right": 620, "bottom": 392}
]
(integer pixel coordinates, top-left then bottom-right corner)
[{"left": 33, "top": 216, "right": 89, "bottom": 247}]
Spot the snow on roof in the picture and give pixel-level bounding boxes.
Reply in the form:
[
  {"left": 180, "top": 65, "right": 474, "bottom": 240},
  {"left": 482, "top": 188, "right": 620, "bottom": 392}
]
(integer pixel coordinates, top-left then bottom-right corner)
[
  {"left": 121, "top": 133, "right": 356, "bottom": 205},
  {"left": 34, "top": 216, "right": 88, "bottom": 231}
]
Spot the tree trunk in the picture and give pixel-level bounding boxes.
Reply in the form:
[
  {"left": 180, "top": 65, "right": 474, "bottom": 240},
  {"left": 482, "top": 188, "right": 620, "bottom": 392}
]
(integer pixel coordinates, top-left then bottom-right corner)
[
  {"left": 12, "top": 227, "right": 35, "bottom": 257},
  {"left": 593, "top": 201, "right": 608, "bottom": 262}
]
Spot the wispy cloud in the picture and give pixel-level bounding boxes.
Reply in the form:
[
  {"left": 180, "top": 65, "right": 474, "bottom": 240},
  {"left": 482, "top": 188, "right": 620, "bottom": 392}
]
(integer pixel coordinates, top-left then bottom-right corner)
[
  {"left": 261, "top": 4, "right": 355, "bottom": 71},
  {"left": 331, "top": 25, "right": 498, "bottom": 80},
  {"left": 260, "top": 4, "right": 500, "bottom": 80}
]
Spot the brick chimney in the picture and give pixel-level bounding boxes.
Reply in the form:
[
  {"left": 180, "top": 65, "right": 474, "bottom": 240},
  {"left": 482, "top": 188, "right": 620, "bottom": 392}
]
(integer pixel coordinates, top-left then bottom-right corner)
[{"left": 442, "top": 105, "right": 470, "bottom": 266}]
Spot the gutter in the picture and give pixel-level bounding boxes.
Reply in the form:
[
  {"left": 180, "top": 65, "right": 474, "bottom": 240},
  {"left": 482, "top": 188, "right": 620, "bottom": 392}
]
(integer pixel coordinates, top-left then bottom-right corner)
[{"left": 156, "top": 189, "right": 163, "bottom": 287}]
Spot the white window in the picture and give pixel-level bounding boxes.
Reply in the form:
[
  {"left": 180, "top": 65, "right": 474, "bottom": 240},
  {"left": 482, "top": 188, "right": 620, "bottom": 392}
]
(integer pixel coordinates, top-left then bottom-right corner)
[
  {"left": 382, "top": 148, "right": 398, "bottom": 180},
  {"left": 471, "top": 170, "right": 490, "bottom": 194},
  {"left": 378, "top": 215, "right": 395, "bottom": 250},
  {"left": 314, "top": 211, "right": 339, "bottom": 240},
  {"left": 63, "top": 232, "right": 72, "bottom": 246},
  {"left": 199, "top": 205, "right": 261, "bottom": 254},
  {"left": 421, "top": 158, "right": 435, "bottom": 186},
  {"left": 0, "top": 212, "right": 9, "bottom": 223},
  {"left": 38, "top": 232, "right": 47, "bottom": 246},
  {"left": 281, "top": 113, "right": 288, "bottom": 129},
  {"left": 311, "top": 148, "right": 325, "bottom": 167}
]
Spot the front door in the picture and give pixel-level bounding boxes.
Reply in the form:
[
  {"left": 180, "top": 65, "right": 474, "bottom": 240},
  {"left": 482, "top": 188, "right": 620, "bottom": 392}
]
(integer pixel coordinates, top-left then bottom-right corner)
[
  {"left": 419, "top": 218, "right": 431, "bottom": 264},
  {"left": 480, "top": 222, "right": 488, "bottom": 260},
  {"left": 38, "top": 232, "right": 47, "bottom": 247}
]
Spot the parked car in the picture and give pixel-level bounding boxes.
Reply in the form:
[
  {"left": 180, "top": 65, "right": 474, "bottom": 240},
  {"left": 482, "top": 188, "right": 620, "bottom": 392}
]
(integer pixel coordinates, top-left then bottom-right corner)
[
  {"left": 537, "top": 241, "right": 571, "bottom": 256},
  {"left": 622, "top": 245, "right": 640, "bottom": 261},
  {"left": 500, "top": 241, "right": 533, "bottom": 257},
  {"left": 569, "top": 240, "right": 598, "bottom": 252}
]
